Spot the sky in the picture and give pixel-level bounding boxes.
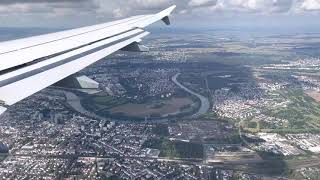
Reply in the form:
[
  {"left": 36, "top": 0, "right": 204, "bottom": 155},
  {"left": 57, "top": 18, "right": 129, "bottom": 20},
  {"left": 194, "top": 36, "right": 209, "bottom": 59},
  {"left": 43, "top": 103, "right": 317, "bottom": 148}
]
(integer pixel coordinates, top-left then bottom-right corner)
[{"left": 0, "top": 0, "right": 320, "bottom": 31}]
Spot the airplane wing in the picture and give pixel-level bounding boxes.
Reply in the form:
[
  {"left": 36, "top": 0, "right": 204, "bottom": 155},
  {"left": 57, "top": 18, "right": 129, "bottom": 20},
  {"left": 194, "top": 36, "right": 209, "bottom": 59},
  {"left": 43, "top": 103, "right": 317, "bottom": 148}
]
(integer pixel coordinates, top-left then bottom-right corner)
[{"left": 0, "top": 5, "right": 176, "bottom": 115}]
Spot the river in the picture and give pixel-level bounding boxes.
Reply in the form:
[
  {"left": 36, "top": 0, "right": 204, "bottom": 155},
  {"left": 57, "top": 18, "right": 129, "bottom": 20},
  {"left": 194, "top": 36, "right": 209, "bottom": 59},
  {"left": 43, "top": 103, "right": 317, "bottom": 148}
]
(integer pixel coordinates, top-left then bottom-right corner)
[
  {"left": 172, "top": 73, "right": 210, "bottom": 118},
  {"left": 60, "top": 73, "right": 210, "bottom": 121}
]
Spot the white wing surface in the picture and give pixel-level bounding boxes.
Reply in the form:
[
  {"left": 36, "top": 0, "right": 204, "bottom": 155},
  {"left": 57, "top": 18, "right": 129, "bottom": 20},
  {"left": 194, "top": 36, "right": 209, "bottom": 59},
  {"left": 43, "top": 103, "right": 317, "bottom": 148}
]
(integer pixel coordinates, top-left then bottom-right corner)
[{"left": 0, "top": 5, "right": 176, "bottom": 115}]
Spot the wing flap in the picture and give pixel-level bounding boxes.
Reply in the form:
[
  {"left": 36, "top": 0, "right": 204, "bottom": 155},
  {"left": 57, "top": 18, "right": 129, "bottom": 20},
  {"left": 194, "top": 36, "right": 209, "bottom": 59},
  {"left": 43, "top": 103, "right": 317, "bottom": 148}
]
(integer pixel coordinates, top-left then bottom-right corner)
[{"left": 0, "top": 28, "right": 144, "bottom": 83}]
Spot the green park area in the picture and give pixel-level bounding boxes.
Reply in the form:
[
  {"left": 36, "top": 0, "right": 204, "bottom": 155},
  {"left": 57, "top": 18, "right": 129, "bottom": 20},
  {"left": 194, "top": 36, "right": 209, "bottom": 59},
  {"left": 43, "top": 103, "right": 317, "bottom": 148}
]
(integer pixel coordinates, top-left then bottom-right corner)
[
  {"left": 142, "top": 138, "right": 203, "bottom": 159},
  {"left": 244, "top": 89, "right": 320, "bottom": 134},
  {"left": 81, "top": 92, "right": 198, "bottom": 121}
]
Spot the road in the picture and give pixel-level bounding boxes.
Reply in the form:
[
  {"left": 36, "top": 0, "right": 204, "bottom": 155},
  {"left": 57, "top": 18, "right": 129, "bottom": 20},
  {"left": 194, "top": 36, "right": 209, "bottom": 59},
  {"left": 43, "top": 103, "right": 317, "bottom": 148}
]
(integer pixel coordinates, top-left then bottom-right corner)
[{"left": 172, "top": 73, "right": 210, "bottom": 118}]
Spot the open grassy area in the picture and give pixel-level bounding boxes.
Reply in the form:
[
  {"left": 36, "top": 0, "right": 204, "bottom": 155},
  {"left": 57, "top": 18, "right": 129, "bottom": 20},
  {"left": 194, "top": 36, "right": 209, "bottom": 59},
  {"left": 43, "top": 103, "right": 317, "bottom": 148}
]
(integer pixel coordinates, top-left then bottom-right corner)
[
  {"left": 81, "top": 93, "right": 198, "bottom": 121},
  {"left": 0, "top": 155, "right": 6, "bottom": 162},
  {"left": 243, "top": 89, "right": 320, "bottom": 133},
  {"left": 110, "top": 97, "right": 194, "bottom": 118},
  {"left": 82, "top": 93, "right": 129, "bottom": 111},
  {"left": 271, "top": 89, "right": 320, "bottom": 129},
  {"left": 306, "top": 91, "right": 320, "bottom": 102},
  {"left": 143, "top": 138, "right": 203, "bottom": 159}
]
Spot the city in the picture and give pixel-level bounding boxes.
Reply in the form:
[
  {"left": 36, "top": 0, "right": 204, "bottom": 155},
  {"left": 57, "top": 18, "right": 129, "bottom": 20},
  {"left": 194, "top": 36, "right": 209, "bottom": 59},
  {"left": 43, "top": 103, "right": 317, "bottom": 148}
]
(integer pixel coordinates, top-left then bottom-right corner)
[
  {"left": 1, "top": 29, "right": 320, "bottom": 179},
  {"left": 2, "top": 0, "right": 320, "bottom": 178}
]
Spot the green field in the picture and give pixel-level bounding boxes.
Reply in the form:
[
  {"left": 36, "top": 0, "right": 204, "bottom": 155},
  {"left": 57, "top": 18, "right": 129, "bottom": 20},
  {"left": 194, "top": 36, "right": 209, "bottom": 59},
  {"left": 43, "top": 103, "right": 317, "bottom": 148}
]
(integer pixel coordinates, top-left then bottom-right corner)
[
  {"left": 81, "top": 93, "right": 198, "bottom": 121},
  {"left": 143, "top": 138, "right": 203, "bottom": 159},
  {"left": 270, "top": 89, "right": 320, "bottom": 129},
  {"left": 0, "top": 155, "right": 7, "bottom": 162},
  {"left": 244, "top": 89, "right": 320, "bottom": 133},
  {"left": 110, "top": 97, "right": 194, "bottom": 118}
]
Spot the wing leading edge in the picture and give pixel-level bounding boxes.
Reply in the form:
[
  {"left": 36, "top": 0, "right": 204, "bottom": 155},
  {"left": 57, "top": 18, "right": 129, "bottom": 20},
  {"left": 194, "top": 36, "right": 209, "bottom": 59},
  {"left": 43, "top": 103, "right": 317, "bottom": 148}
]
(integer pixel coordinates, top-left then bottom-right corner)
[{"left": 0, "top": 5, "right": 176, "bottom": 115}]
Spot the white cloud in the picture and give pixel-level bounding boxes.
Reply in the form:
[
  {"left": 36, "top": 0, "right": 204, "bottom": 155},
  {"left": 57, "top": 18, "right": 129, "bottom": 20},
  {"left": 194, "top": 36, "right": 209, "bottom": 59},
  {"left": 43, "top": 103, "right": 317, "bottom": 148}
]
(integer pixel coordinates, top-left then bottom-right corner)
[
  {"left": 188, "top": 0, "right": 217, "bottom": 7},
  {"left": 179, "top": 9, "right": 189, "bottom": 14},
  {"left": 0, "top": 0, "right": 319, "bottom": 27},
  {"left": 112, "top": 7, "right": 128, "bottom": 18},
  {"left": 129, "top": 0, "right": 172, "bottom": 9},
  {"left": 214, "top": 0, "right": 293, "bottom": 13},
  {"left": 94, "top": 0, "right": 176, "bottom": 18},
  {"left": 301, "top": 0, "right": 320, "bottom": 10},
  {"left": 0, "top": 1, "right": 97, "bottom": 17}
]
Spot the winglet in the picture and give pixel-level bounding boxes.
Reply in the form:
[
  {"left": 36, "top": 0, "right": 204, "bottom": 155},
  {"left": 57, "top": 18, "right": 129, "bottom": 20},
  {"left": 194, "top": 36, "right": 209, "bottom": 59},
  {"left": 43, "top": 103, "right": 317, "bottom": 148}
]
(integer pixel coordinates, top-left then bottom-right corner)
[
  {"left": 159, "top": 5, "right": 176, "bottom": 25},
  {"left": 162, "top": 16, "right": 171, "bottom": 25}
]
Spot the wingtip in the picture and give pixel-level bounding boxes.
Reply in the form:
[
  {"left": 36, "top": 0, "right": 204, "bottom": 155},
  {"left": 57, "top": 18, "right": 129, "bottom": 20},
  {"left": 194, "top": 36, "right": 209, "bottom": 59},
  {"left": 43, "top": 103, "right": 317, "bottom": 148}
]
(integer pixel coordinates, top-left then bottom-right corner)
[
  {"left": 168, "top": 5, "right": 177, "bottom": 13},
  {"left": 159, "top": 5, "right": 176, "bottom": 16},
  {"left": 170, "top": 5, "right": 177, "bottom": 9}
]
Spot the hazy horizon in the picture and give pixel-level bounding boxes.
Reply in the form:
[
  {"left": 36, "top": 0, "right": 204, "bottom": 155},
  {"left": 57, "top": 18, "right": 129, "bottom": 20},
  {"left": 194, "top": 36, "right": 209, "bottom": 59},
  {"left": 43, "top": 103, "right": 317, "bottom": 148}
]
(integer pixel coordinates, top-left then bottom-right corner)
[{"left": 0, "top": 0, "right": 319, "bottom": 32}]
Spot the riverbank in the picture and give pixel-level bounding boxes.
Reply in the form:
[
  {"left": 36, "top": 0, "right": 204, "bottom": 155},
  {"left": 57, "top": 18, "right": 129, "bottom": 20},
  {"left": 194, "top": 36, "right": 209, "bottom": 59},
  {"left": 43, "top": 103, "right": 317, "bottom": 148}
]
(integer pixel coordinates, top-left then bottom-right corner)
[{"left": 172, "top": 73, "right": 210, "bottom": 118}]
